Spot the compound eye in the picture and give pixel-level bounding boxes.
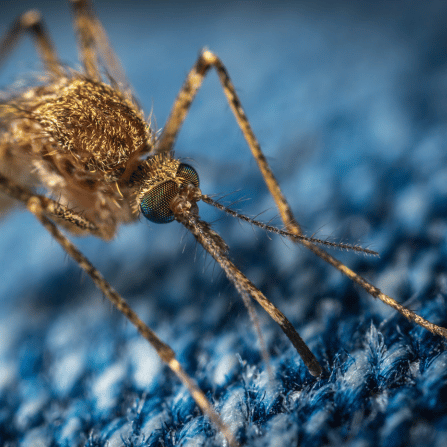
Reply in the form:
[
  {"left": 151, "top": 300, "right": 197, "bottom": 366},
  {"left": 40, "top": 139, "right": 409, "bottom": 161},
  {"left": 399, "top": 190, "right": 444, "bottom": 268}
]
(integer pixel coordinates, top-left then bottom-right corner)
[
  {"left": 177, "top": 163, "right": 199, "bottom": 187},
  {"left": 140, "top": 180, "right": 179, "bottom": 224}
]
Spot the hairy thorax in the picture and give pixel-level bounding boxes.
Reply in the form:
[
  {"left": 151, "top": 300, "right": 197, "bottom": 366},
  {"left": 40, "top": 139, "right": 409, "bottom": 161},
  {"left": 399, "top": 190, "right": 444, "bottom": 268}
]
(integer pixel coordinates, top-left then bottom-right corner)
[{"left": 0, "top": 75, "right": 153, "bottom": 237}]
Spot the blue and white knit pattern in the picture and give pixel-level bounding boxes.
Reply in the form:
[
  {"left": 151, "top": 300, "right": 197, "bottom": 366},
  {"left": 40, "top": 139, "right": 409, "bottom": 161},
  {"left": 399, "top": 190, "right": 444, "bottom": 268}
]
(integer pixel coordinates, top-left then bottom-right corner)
[{"left": 0, "top": 1, "right": 446, "bottom": 446}]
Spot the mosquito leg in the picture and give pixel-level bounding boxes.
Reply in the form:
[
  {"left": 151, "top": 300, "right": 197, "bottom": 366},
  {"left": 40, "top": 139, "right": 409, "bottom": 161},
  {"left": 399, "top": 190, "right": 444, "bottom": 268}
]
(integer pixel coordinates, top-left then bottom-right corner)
[
  {"left": 0, "top": 9, "right": 62, "bottom": 76},
  {"left": 156, "top": 51, "right": 319, "bottom": 374},
  {"left": 0, "top": 173, "right": 237, "bottom": 446},
  {"left": 69, "top": 0, "right": 130, "bottom": 91},
  {"left": 155, "top": 50, "right": 300, "bottom": 233},
  {"left": 0, "top": 173, "right": 104, "bottom": 235},
  {"left": 157, "top": 50, "right": 447, "bottom": 339},
  {"left": 177, "top": 212, "right": 322, "bottom": 377},
  {"left": 301, "top": 242, "right": 447, "bottom": 338},
  {"left": 29, "top": 200, "right": 236, "bottom": 446}
]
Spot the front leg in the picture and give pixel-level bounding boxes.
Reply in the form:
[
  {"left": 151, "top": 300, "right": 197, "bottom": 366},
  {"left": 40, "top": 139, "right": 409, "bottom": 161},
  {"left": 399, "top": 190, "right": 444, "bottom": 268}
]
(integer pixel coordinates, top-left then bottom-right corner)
[{"left": 155, "top": 50, "right": 299, "bottom": 234}]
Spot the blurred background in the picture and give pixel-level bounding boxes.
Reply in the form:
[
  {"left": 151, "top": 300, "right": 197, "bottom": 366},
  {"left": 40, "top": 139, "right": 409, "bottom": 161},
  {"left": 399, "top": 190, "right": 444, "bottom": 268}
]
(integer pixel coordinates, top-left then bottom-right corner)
[{"left": 1, "top": 1, "right": 447, "bottom": 446}]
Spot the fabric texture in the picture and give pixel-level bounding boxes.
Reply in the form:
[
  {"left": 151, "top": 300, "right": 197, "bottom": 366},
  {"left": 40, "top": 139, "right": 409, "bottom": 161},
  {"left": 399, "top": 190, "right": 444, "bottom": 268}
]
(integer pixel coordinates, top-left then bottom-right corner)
[{"left": 0, "top": 1, "right": 446, "bottom": 446}]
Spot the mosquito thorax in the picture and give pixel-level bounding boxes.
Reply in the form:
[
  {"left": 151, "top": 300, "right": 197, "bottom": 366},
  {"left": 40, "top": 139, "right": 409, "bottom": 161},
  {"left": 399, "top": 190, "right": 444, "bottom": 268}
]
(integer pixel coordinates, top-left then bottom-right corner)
[
  {"left": 31, "top": 77, "right": 151, "bottom": 177},
  {"left": 133, "top": 154, "right": 201, "bottom": 224}
]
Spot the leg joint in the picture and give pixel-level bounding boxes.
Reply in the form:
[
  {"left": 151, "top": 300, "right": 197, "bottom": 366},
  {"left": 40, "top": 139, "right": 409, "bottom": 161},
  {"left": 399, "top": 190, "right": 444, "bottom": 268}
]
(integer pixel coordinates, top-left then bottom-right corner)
[
  {"left": 200, "top": 49, "right": 219, "bottom": 66},
  {"left": 20, "top": 10, "right": 42, "bottom": 29}
]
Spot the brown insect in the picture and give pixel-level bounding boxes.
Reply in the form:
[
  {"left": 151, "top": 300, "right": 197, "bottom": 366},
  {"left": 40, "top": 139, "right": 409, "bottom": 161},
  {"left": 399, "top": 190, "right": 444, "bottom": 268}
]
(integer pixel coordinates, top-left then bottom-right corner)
[{"left": 1, "top": 1, "right": 446, "bottom": 445}]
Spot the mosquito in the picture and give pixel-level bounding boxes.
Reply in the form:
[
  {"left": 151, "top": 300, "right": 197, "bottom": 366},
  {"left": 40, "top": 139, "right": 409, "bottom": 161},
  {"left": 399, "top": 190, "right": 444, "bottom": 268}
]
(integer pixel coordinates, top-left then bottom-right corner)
[{"left": 1, "top": 1, "right": 446, "bottom": 445}]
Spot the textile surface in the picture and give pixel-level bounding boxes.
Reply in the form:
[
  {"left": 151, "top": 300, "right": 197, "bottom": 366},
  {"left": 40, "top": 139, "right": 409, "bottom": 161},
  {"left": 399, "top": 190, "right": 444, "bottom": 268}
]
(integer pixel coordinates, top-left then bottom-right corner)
[{"left": 0, "top": 1, "right": 446, "bottom": 446}]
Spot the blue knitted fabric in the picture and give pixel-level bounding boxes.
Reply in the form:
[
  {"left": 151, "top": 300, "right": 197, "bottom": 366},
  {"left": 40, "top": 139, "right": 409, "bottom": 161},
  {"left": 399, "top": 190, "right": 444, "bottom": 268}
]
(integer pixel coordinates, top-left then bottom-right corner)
[{"left": 1, "top": 1, "right": 446, "bottom": 446}]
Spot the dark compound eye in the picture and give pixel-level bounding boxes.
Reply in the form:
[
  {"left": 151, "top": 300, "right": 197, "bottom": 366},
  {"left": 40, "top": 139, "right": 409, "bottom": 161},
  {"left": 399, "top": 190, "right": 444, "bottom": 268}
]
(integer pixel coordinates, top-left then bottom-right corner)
[
  {"left": 140, "top": 180, "right": 179, "bottom": 224},
  {"left": 177, "top": 163, "right": 199, "bottom": 187},
  {"left": 140, "top": 164, "right": 200, "bottom": 224}
]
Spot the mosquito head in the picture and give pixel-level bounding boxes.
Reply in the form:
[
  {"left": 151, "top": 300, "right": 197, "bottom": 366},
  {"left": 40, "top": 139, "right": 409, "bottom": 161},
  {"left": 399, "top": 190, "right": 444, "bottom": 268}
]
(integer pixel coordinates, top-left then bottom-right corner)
[{"left": 137, "top": 157, "right": 202, "bottom": 224}]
